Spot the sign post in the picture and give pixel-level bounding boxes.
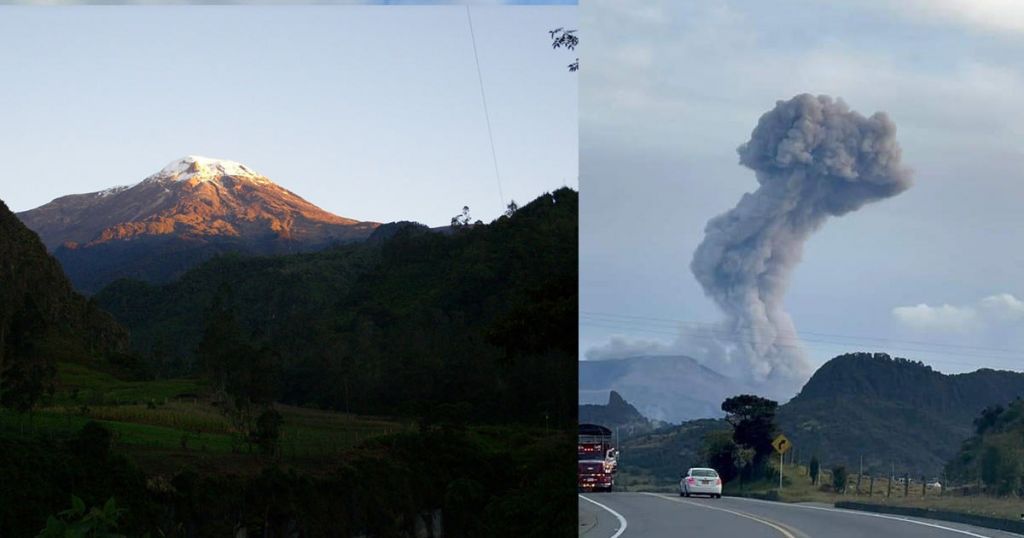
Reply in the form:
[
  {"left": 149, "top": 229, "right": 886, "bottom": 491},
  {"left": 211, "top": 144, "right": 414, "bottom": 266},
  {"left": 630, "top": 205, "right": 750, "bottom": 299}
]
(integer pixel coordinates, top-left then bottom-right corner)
[{"left": 772, "top": 434, "right": 792, "bottom": 490}]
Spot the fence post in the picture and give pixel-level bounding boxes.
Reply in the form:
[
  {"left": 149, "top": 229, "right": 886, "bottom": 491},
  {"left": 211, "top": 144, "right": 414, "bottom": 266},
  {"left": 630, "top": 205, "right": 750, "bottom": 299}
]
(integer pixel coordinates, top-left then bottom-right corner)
[
  {"left": 869, "top": 475, "right": 874, "bottom": 497},
  {"left": 904, "top": 473, "right": 909, "bottom": 498}
]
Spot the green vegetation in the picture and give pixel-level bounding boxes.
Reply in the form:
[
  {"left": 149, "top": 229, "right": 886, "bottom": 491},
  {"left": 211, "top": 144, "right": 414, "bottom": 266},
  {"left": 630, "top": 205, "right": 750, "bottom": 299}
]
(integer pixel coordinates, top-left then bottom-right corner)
[
  {"left": 720, "top": 394, "right": 778, "bottom": 476},
  {"left": 616, "top": 418, "right": 731, "bottom": 489},
  {"left": 38, "top": 496, "right": 128, "bottom": 538},
  {"left": 96, "top": 188, "right": 577, "bottom": 428},
  {"left": 0, "top": 189, "right": 578, "bottom": 535},
  {"left": 778, "top": 352, "right": 1024, "bottom": 476},
  {"left": 1, "top": 361, "right": 406, "bottom": 459},
  {"left": 947, "top": 397, "right": 1024, "bottom": 496},
  {"left": 0, "top": 198, "right": 128, "bottom": 416},
  {"left": 832, "top": 465, "right": 848, "bottom": 493}
]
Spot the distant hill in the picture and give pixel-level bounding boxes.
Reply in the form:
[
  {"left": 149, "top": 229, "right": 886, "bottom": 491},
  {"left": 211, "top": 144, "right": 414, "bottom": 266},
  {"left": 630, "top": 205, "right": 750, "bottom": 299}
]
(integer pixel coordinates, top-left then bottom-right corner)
[
  {"left": 612, "top": 352, "right": 1024, "bottom": 485},
  {"left": 579, "top": 391, "right": 662, "bottom": 438},
  {"left": 0, "top": 197, "right": 127, "bottom": 405},
  {"left": 778, "top": 352, "right": 1024, "bottom": 476},
  {"left": 618, "top": 418, "right": 730, "bottom": 486},
  {"left": 94, "top": 188, "right": 577, "bottom": 426},
  {"left": 579, "top": 355, "right": 751, "bottom": 423},
  {"left": 17, "top": 156, "right": 377, "bottom": 292}
]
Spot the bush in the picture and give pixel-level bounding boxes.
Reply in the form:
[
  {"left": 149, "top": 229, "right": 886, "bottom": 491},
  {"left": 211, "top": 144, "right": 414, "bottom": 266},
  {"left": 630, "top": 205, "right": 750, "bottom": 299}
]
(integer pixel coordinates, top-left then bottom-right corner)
[
  {"left": 252, "top": 408, "right": 283, "bottom": 455},
  {"left": 832, "top": 465, "right": 848, "bottom": 493}
]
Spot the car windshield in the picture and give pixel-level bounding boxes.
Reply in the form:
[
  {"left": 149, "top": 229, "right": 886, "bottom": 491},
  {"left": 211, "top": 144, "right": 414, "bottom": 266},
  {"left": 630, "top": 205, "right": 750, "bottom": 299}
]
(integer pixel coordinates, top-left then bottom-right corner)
[{"left": 691, "top": 469, "right": 718, "bottom": 478}]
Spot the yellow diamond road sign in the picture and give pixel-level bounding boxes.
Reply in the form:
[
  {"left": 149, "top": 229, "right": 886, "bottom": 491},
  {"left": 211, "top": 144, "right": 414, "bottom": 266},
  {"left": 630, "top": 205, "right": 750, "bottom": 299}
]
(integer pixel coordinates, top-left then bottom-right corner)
[{"left": 772, "top": 434, "right": 791, "bottom": 455}]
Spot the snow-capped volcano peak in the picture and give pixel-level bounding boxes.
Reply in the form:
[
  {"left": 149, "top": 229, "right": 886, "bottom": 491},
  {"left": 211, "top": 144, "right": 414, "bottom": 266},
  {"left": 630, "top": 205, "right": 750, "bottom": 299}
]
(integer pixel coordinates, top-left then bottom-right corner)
[{"left": 148, "top": 155, "right": 268, "bottom": 183}]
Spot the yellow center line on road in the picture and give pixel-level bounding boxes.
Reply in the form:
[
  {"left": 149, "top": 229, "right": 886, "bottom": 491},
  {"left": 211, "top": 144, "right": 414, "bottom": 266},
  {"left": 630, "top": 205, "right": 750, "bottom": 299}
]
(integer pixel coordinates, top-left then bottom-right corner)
[{"left": 641, "top": 492, "right": 803, "bottom": 538}]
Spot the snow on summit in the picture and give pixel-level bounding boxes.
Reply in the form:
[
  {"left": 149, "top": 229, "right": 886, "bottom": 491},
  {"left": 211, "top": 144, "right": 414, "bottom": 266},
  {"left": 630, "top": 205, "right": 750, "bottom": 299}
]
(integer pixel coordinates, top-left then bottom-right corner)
[{"left": 148, "top": 155, "right": 269, "bottom": 183}]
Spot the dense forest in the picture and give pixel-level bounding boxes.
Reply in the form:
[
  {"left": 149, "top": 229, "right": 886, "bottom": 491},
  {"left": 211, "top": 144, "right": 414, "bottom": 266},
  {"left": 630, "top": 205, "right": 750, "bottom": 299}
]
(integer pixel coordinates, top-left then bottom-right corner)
[{"left": 96, "top": 188, "right": 577, "bottom": 428}]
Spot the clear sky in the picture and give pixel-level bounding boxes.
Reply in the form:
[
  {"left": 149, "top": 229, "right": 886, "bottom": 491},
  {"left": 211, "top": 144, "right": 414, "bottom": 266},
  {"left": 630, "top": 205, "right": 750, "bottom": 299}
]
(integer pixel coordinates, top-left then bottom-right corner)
[
  {"left": 0, "top": 4, "right": 577, "bottom": 226},
  {"left": 581, "top": 0, "right": 1024, "bottom": 384}
]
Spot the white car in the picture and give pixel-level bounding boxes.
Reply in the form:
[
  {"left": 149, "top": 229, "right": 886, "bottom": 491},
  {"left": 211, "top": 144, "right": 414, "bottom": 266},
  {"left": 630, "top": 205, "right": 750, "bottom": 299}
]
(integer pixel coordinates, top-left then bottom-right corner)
[{"left": 679, "top": 467, "right": 722, "bottom": 498}]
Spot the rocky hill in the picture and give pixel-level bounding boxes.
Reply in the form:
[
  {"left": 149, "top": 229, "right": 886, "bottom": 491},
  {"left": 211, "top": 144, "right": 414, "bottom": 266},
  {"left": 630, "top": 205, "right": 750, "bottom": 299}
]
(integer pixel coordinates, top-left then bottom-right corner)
[
  {"left": 778, "top": 352, "right": 1024, "bottom": 476},
  {"left": 579, "top": 391, "right": 661, "bottom": 438}
]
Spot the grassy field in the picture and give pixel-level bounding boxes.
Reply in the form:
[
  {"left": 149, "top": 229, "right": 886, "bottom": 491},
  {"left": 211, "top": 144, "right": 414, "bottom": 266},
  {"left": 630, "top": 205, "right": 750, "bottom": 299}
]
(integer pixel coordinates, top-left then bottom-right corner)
[
  {"left": 621, "top": 462, "right": 1024, "bottom": 522},
  {"left": 0, "top": 362, "right": 410, "bottom": 471}
]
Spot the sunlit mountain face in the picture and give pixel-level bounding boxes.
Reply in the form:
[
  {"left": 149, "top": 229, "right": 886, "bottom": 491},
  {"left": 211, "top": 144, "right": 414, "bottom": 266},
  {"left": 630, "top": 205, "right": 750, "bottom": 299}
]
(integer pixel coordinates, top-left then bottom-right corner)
[{"left": 17, "top": 156, "right": 379, "bottom": 292}]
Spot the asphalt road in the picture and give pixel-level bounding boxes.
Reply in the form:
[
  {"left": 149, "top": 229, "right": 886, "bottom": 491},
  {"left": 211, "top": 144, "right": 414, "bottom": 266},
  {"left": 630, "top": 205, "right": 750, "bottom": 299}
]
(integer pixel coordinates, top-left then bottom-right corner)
[{"left": 578, "top": 492, "right": 1024, "bottom": 538}]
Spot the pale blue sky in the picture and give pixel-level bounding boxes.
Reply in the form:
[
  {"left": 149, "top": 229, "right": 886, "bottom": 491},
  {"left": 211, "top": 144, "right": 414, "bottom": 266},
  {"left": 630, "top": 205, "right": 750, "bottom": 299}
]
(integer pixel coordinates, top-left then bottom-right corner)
[
  {"left": 581, "top": 0, "right": 1024, "bottom": 383},
  {"left": 0, "top": 4, "right": 577, "bottom": 226}
]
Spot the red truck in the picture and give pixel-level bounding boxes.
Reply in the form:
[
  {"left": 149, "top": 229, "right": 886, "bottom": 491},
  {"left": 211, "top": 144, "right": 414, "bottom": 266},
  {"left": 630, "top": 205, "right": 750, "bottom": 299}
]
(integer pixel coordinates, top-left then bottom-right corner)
[{"left": 578, "top": 423, "right": 617, "bottom": 492}]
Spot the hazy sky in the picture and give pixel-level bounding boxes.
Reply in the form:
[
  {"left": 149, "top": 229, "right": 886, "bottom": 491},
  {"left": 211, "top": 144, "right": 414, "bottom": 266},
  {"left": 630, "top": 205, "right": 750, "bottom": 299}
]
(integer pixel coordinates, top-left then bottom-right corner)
[
  {"left": 0, "top": 4, "right": 577, "bottom": 226},
  {"left": 580, "top": 0, "right": 1024, "bottom": 382}
]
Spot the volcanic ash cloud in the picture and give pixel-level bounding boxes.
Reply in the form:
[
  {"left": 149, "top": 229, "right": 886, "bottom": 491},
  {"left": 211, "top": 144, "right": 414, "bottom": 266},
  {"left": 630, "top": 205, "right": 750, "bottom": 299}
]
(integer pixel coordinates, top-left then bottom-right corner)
[{"left": 690, "top": 94, "right": 912, "bottom": 385}]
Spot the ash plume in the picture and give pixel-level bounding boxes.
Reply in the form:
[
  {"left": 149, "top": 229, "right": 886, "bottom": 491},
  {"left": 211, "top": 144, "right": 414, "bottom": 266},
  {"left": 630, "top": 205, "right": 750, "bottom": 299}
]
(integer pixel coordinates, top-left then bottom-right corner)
[{"left": 690, "top": 94, "right": 912, "bottom": 386}]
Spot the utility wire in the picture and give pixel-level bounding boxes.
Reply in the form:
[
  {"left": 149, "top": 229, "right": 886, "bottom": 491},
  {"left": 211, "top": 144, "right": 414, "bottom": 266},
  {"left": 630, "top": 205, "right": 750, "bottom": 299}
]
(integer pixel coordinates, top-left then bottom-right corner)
[
  {"left": 579, "top": 319, "right": 1020, "bottom": 372},
  {"left": 580, "top": 316, "right": 1024, "bottom": 365},
  {"left": 466, "top": 5, "right": 505, "bottom": 210},
  {"left": 581, "top": 310, "right": 1024, "bottom": 357},
  {"left": 579, "top": 313, "right": 1024, "bottom": 371}
]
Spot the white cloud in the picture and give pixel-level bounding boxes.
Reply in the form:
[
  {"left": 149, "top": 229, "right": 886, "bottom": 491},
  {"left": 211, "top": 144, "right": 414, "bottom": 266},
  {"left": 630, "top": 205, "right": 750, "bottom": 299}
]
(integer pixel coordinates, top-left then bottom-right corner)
[
  {"left": 584, "top": 335, "right": 672, "bottom": 360},
  {"left": 892, "top": 293, "right": 1024, "bottom": 331},
  {"left": 892, "top": 303, "right": 978, "bottom": 331},
  {"left": 980, "top": 293, "right": 1024, "bottom": 321},
  {"left": 582, "top": 1, "right": 1024, "bottom": 159},
  {"left": 889, "top": 0, "right": 1024, "bottom": 35}
]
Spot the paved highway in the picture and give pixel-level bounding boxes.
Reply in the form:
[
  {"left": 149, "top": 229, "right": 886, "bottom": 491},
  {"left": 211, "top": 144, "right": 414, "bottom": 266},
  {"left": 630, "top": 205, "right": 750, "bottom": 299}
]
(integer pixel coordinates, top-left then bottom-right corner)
[{"left": 579, "top": 492, "right": 1024, "bottom": 538}]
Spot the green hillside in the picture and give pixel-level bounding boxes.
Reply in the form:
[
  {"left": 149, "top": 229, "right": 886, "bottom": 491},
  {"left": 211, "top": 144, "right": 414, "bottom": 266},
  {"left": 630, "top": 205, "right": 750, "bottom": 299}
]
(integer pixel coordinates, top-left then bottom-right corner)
[
  {"left": 0, "top": 198, "right": 128, "bottom": 411},
  {"left": 778, "top": 353, "right": 1024, "bottom": 476},
  {"left": 613, "top": 353, "right": 1024, "bottom": 487},
  {"left": 95, "top": 188, "right": 577, "bottom": 427},
  {"left": 946, "top": 397, "right": 1024, "bottom": 495},
  {"left": 1, "top": 190, "right": 577, "bottom": 536}
]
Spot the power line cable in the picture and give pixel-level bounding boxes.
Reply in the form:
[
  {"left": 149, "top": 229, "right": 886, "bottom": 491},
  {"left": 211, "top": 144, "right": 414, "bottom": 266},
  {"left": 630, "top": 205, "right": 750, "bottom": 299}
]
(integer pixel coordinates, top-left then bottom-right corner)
[
  {"left": 466, "top": 5, "right": 505, "bottom": 210},
  {"left": 579, "top": 316, "right": 1024, "bottom": 371},
  {"left": 581, "top": 311, "right": 1024, "bottom": 357}
]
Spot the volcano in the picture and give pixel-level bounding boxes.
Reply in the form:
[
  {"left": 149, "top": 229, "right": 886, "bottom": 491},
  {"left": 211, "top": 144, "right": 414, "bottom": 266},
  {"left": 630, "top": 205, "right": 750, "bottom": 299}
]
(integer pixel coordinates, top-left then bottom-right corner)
[{"left": 17, "top": 156, "right": 379, "bottom": 292}]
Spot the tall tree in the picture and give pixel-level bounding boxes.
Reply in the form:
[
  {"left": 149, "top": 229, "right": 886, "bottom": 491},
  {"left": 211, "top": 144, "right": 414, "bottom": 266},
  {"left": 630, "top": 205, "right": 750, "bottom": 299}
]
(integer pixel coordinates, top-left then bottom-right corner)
[
  {"left": 809, "top": 456, "right": 820, "bottom": 485},
  {"left": 721, "top": 394, "right": 778, "bottom": 472}
]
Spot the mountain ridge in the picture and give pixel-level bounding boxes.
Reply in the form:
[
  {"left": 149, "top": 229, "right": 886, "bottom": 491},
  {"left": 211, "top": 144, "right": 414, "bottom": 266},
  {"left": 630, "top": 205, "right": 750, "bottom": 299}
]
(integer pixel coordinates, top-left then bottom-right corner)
[
  {"left": 17, "top": 156, "right": 379, "bottom": 292},
  {"left": 614, "top": 352, "right": 1024, "bottom": 485},
  {"left": 778, "top": 352, "right": 1024, "bottom": 475},
  {"left": 579, "top": 354, "right": 752, "bottom": 423}
]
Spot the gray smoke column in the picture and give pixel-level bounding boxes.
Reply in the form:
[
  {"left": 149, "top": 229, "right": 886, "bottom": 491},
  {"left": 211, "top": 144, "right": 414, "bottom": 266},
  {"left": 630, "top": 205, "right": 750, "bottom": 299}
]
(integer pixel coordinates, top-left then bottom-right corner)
[{"left": 690, "top": 94, "right": 912, "bottom": 384}]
